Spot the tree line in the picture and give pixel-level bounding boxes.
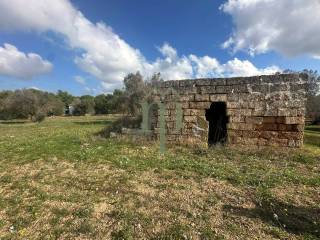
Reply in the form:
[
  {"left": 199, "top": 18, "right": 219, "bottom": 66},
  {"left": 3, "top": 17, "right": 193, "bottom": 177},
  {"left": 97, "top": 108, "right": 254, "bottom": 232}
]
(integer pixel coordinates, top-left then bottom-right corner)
[
  {"left": 0, "top": 70, "right": 319, "bottom": 123},
  {"left": 0, "top": 72, "right": 162, "bottom": 122}
]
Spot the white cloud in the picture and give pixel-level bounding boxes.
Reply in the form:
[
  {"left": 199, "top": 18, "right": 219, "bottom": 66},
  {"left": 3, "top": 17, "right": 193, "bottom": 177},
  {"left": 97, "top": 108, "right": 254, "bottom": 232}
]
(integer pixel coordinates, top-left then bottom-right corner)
[
  {"left": 0, "top": 43, "right": 52, "bottom": 79},
  {"left": 222, "top": 58, "right": 280, "bottom": 77},
  {"left": 146, "top": 44, "right": 280, "bottom": 80},
  {"left": 189, "top": 55, "right": 221, "bottom": 78},
  {"left": 0, "top": 0, "right": 281, "bottom": 90},
  {"left": 0, "top": 0, "right": 144, "bottom": 84},
  {"left": 74, "top": 75, "right": 86, "bottom": 85},
  {"left": 221, "top": 0, "right": 320, "bottom": 57},
  {"left": 28, "top": 86, "right": 41, "bottom": 90},
  {"left": 144, "top": 43, "right": 194, "bottom": 80}
]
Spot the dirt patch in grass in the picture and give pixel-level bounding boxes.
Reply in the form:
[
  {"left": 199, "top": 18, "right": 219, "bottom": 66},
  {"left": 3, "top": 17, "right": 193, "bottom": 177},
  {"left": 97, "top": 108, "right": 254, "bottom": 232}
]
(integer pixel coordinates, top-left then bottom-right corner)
[{"left": 0, "top": 117, "right": 319, "bottom": 239}]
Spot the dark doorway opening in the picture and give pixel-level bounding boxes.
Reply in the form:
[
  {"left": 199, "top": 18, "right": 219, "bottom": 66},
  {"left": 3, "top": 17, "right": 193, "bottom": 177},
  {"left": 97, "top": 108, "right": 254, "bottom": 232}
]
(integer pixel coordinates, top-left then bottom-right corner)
[{"left": 205, "top": 102, "right": 228, "bottom": 146}]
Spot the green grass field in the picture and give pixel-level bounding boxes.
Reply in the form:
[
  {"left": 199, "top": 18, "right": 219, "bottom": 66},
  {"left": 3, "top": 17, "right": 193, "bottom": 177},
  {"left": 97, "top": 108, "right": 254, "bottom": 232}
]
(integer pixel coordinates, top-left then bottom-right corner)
[{"left": 0, "top": 116, "right": 319, "bottom": 239}]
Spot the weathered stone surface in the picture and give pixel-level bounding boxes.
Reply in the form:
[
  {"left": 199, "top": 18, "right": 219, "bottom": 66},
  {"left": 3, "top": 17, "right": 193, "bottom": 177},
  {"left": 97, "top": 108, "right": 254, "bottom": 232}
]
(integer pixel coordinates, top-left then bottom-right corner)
[
  {"left": 147, "top": 73, "right": 306, "bottom": 148},
  {"left": 189, "top": 101, "right": 211, "bottom": 109},
  {"left": 284, "top": 116, "right": 305, "bottom": 125},
  {"left": 246, "top": 117, "right": 264, "bottom": 124},
  {"left": 180, "top": 94, "right": 195, "bottom": 101},
  {"left": 195, "top": 94, "right": 210, "bottom": 101},
  {"left": 210, "top": 94, "right": 227, "bottom": 102}
]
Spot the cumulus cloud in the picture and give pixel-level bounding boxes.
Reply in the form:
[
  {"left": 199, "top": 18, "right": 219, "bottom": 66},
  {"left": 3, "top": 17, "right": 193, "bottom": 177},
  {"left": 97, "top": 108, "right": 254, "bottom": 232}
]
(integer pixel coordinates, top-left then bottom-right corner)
[
  {"left": 0, "top": 0, "right": 144, "bottom": 84},
  {"left": 220, "top": 0, "right": 320, "bottom": 57},
  {"left": 222, "top": 58, "right": 280, "bottom": 77},
  {"left": 146, "top": 43, "right": 280, "bottom": 80},
  {"left": 0, "top": 43, "right": 52, "bottom": 79},
  {"left": 0, "top": 0, "right": 280, "bottom": 90}
]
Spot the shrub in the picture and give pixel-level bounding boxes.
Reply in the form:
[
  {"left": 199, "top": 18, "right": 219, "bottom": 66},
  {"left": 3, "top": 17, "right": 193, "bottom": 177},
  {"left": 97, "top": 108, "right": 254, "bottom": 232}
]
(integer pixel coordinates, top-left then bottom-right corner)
[
  {"left": 33, "top": 112, "right": 46, "bottom": 123},
  {"left": 98, "top": 115, "right": 142, "bottom": 138}
]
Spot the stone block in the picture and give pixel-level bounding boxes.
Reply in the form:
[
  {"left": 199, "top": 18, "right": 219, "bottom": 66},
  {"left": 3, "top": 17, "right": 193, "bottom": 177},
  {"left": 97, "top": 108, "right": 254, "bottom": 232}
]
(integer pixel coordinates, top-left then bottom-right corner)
[
  {"left": 179, "top": 86, "right": 197, "bottom": 95},
  {"left": 278, "top": 124, "right": 292, "bottom": 131},
  {"left": 227, "top": 93, "right": 239, "bottom": 101},
  {"left": 181, "top": 102, "right": 190, "bottom": 109},
  {"left": 260, "top": 131, "right": 279, "bottom": 139},
  {"left": 270, "top": 84, "right": 289, "bottom": 92},
  {"left": 279, "top": 131, "right": 304, "bottom": 140},
  {"left": 274, "top": 138, "right": 289, "bottom": 147},
  {"left": 284, "top": 117, "right": 304, "bottom": 125},
  {"left": 251, "top": 84, "right": 270, "bottom": 93},
  {"left": 252, "top": 108, "right": 265, "bottom": 116},
  {"left": 228, "top": 130, "right": 243, "bottom": 137},
  {"left": 180, "top": 94, "right": 195, "bottom": 101},
  {"left": 256, "top": 123, "right": 278, "bottom": 131},
  {"left": 278, "top": 108, "right": 298, "bottom": 117},
  {"left": 231, "top": 84, "right": 249, "bottom": 93},
  {"left": 199, "top": 86, "right": 216, "bottom": 94},
  {"left": 189, "top": 101, "right": 211, "bottom": 109},
  {"left": 184, "top": 109, "right": 204, "bottom": 116},
  {"left": 244, "top": 137, "right": 259, "bottom": 145},
  {"left": 184, "top": 116, "right": 197, "bottom": 122},
  {"left": 257, "top": 138, "right": 268, "bottom": 146},
  {"left": 195, "top": 78, "right": 226, "bottom": 86},
  {"left": 165, "top": 116, "right": 176, "bottom": 122},
  {"left": 210, "top": 94, "right": 227, "bottom": 102},
  {"left": 229, "top": 115, "right": 245, "bottom": 123},
  {"left": 242, "top": 130, "right": 260, "bottom": 138},
  {"left": 246, "top": 117, "right": 263, "bottom": 124},
  {"left": 227, "top": 102, "right": 241, "bottom": 108},
  {"left": 216, "top": 85, "right": 233, "bottom": 94},
  {"left": 248, "top": 101, "right": 265, "bottom": 109},
  {"left": 195, "top": 94, "right": 210, "bottom": 101},
  {"left": 228, "top": 123, "right": 255, "bottom": 131},
  {"left": 288, "top": 139, "right": 303, "bottom": 148},
  {"left": 297, "top": 108, "right": 306, "bottom": 116},
  {"left": 291, "top": 124, "right": 304, "bottom": 132},
  {"left": 194, "top": 78, "right": 212, "bottom": 86},
  {"left": 264, "top": 107, "right": 278, "bottom": 116},
  {"left": 226, "top": 77, "right": 244, "bottom": 85},
  {"left": 179, "top": 80, "right": 195, "bottom": 87},
  {"left": 263, "top": 117, "right": 277, "bottom": 123}
]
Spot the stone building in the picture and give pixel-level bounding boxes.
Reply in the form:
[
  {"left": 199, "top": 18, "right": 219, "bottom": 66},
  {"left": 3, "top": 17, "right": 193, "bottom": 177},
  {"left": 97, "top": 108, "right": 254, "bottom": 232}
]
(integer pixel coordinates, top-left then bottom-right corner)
[{"left": 148, "top": 73, "right": 307, "bottom": 148}]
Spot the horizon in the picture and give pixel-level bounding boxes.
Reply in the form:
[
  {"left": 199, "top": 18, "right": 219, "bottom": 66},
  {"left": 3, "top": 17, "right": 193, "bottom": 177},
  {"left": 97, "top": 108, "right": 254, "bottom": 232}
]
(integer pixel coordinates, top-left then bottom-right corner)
[{"left": 0, "top": 0, "right": 320, "bottom": 95}]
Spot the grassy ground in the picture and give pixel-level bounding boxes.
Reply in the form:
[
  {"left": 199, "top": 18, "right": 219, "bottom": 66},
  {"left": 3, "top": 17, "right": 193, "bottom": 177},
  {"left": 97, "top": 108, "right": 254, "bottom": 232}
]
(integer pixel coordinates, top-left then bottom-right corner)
[{"left": 0, "top": 116, "right": 319, "bottom": 240}]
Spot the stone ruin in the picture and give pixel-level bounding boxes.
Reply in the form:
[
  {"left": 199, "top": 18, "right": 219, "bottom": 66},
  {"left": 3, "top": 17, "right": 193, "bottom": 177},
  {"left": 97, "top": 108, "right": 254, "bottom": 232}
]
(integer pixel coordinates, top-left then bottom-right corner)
[{"left": 146, "top": 73, "right": 307, "bottom": 148}]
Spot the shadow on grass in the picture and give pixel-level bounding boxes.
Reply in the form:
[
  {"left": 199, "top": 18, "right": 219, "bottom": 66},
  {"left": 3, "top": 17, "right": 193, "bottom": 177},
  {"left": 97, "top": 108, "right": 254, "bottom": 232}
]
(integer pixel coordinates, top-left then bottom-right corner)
[
  {"left": 304, "top": 134, "right": 320, "bottom": 148},
  {"left": 0, "top": 121, "right": 29, "bottom": 124},
  {"left": 305, "top": 126, "right": 320, "bottom": 133},
  {"left": 72, "top": 120, "right": 113, "bottom": 126},
  {"left": 223, "top": 197, "right": 320, "bottom": 238}
]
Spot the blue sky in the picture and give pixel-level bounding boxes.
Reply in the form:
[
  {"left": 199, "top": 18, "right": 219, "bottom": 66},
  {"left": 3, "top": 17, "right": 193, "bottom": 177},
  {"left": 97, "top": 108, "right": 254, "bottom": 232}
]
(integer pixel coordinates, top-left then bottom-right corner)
[{"left": 0, "top": 0, "right": 319, "bottom": 96}]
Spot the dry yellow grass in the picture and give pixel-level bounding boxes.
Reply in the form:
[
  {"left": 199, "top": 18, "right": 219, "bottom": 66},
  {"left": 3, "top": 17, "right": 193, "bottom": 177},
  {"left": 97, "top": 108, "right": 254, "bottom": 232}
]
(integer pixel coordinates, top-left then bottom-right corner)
[{"left": 0, "top": 116, "right": 319, "bottom": 239}]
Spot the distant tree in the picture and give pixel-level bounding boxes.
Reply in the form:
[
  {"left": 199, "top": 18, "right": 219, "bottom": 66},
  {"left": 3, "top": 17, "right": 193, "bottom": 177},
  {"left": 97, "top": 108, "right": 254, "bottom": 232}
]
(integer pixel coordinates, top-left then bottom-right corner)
[
  {"left": 112, "top": 89, "right": 126, "bottom": 114},
  {"left": 123, "top": 72, "right": 147, "bottom": 115},
  {"left": 148, "top": 72, "right": 164, "bottom": 87},
  {"left": 71, "top": 98, "right": 87, "bottom": 116},
  {"left": 80, "top": 95, "right": 95, "bottom": 114},
  {"left": 6, "top": 89, "right": 40, "bottom": 120},
  {"left": 44, "top": 94, "right": 65, "bottom": 116},
  {"left": 94, "top": 94, "right": 109, "bottom": 114},
  {"left": 57, "top": 90, "right": 74, "bottom": 108}
]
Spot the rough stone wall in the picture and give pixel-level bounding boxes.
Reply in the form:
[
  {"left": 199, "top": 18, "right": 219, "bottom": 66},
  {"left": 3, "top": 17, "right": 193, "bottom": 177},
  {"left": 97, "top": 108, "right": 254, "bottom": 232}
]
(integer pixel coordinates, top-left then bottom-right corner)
[{"left": 151, "top": 73, "right": 307, "bottom": 148}]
